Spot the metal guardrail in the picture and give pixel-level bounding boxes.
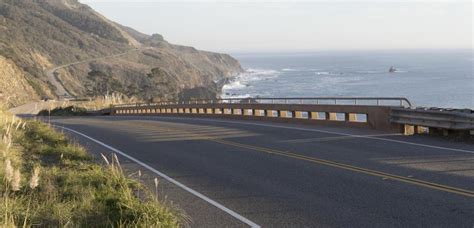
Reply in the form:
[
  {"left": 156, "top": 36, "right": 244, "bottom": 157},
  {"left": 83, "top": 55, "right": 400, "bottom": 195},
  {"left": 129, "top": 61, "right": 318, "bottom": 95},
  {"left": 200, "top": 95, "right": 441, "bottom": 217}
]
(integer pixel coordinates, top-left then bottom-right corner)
[
  {"left": 114, "top": 97, "right": 412, "bottom": 108},
  {"left": 391, "top": 107, "right": 474, "bottom": 130}
]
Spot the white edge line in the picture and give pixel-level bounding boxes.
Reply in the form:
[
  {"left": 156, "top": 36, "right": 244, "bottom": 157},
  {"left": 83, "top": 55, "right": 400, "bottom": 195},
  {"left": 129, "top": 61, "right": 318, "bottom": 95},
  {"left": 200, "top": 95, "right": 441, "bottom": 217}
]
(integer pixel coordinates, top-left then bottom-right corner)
[
  {"left": 142, "top": 116, "right": 474, "bottom": 155},
  {"left": 54, "top": 125, "right": 261, "bottom": 228}
]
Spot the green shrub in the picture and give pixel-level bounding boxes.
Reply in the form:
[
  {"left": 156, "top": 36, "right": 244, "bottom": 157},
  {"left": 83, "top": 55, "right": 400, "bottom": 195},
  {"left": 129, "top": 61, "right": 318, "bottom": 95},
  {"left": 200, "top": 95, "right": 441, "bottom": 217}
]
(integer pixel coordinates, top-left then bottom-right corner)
[{"left": 37, "top": 106, "right": 88, "bottom": 116}]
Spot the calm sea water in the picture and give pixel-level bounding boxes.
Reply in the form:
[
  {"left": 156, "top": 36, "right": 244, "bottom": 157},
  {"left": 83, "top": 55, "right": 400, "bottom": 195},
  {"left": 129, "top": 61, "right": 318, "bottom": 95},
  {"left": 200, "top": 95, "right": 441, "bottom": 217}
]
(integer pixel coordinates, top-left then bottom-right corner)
[{"left": 223, "top": 50, "right": 473, "bottom": 109}]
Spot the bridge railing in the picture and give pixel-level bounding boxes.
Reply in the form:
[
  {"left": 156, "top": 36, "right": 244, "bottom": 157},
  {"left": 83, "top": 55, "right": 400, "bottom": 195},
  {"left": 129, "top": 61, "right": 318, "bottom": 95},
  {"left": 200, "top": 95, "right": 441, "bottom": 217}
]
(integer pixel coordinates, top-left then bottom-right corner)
[
  {"left": 114, "top": 97, "right": 412, "bottom": 108},
  {"left": 111, "top": 97, "right": 412, "bottom": 133},
  {"left": 108, "top": 97, "right": 473, "bottom": 136}
]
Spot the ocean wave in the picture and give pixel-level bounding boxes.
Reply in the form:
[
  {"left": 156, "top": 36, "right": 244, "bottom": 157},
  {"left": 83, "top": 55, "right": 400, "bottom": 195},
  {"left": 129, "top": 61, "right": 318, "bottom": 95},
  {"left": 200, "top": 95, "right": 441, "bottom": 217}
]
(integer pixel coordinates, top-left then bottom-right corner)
[
  {"left": 314, "top": 71, "right": 343, "bottom": 76},
  {"left": 246, "top": 68, "right": 281, "bottom": 77},
  {"left": 315, "top": 71, "right": 330, "bottom": 75},
  {"left": 221, "top": 93, "right": 251, "bottom": 99},
  {"left": 393, "top": 70, "right": 407, "bottom": 73},
  {"left": 222, "top": 80, "right": 248, "bottom": 90},
  {"left": 225, "top": 68, "right": 280, "bottom": 87},
  {"left": 221, "top": 68, "right": 281, "bottom": 98},
  {"left": 281, "top": 68, "right": 299, "bottom": 72}
]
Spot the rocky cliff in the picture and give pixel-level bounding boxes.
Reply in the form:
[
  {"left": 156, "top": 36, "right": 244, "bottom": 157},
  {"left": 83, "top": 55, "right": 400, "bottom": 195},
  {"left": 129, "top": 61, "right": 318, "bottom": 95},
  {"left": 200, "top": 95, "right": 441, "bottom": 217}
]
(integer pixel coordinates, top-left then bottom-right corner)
[{"left": 0, "top": 0, "right": 242, "bottom": 107}]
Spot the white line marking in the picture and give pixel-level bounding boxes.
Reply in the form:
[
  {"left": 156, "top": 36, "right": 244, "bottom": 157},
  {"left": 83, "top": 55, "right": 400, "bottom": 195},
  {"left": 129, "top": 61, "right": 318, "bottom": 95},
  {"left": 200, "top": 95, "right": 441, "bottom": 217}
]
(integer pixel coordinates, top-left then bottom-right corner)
[
  {"left": 139, "top": 116, "right": 474, "bottom": 155},
  {"left": 55, "top": 125, "right": 261, "bottom": 228}
]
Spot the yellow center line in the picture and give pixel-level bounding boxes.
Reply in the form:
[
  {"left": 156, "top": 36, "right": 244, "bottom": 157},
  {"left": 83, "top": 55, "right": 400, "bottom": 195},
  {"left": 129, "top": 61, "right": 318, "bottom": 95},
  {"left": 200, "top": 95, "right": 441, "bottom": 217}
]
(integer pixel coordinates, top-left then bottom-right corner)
[
  {"left": 280, "top": 133, "right": 402, "bottom": 143},
  {"left": 90, "top": 119, "right": 474, "bottom": 198},
  {"left": 209, "top": 138, "right": 474, "bottom": 198}
]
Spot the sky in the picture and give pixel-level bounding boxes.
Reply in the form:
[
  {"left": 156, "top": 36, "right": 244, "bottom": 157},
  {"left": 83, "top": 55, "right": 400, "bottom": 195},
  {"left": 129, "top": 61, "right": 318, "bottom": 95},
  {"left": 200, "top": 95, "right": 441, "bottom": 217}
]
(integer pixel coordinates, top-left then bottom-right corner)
[{"left": 80, "top": 0, "right": 473, "bottom": 53}]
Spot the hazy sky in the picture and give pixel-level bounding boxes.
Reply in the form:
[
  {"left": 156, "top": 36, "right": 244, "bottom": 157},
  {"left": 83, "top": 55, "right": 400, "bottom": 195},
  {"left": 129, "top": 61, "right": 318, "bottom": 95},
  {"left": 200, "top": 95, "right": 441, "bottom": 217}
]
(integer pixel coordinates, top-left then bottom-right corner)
[{"left": 80, "top": 0, "right": 472, "bottom": 53}]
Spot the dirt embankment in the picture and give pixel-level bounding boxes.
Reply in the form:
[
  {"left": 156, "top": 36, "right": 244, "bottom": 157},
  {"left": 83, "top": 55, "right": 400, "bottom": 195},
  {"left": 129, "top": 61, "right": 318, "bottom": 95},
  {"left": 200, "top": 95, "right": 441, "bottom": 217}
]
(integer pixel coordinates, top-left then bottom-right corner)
[{"left": 0, "top": 56, "right": 40, "bottom": 108}]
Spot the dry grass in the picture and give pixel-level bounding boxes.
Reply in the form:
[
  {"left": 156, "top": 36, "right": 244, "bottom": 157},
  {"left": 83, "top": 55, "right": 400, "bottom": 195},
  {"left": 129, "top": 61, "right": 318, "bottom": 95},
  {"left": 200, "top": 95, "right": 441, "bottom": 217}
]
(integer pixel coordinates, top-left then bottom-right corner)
[
  {"left": 0, "top": 110, "right": 184, "bottom": 227},
  {"left": 78, "top": 92, "right": 136, "bottom": 111},
  {"left": 36, "top": 92, "right": 139, "bottom": 116}
]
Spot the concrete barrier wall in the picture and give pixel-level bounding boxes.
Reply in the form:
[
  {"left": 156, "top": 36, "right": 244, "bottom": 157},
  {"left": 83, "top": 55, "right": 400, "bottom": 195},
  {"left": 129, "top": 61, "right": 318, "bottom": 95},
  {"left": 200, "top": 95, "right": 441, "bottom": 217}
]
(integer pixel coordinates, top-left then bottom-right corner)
[{"left": 112, "top": 103, "right": 404, "bottom": 133}]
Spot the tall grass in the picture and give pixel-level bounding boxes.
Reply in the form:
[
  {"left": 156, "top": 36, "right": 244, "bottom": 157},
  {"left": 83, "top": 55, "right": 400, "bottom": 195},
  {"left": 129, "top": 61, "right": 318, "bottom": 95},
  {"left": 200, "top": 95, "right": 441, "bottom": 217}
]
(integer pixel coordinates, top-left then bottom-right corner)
[
  {"left": 0, "top": 111, "right": 184, "bottom": 227},
  {"left": 77, "top": 92, "right": 138, "bottom": 111}
]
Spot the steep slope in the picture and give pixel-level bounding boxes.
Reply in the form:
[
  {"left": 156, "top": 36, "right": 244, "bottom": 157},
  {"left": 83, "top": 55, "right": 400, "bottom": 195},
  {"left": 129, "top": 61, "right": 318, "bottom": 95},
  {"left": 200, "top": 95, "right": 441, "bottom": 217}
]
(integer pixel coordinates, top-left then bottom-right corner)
[
  {"left": 0, "top": 0, "right": 242, "bottom": 107},
  {"left": 0, "top": 56, "right": 40, "bottom": 107}
]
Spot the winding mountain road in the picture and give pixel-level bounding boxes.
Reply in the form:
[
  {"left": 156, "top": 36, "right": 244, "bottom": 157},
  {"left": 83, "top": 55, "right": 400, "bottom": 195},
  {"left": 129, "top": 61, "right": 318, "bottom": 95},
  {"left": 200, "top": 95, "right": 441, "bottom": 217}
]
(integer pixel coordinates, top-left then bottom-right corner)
[
  {"left": 9, "top": 48, "right": 146, "bottom": 115},
  {"left": 50, "top": 115, "right": 474, "bottom": 227},
  {"left": 47, "top": 48, "right": 143, "bottom": 99}
]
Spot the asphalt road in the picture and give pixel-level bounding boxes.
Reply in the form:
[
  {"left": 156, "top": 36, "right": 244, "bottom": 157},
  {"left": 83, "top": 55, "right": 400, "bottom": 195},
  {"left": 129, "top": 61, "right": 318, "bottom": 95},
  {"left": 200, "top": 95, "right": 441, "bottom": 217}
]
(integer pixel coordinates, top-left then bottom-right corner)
[{"left": 50, "top": 116, "right": 474, "bottom": 227}]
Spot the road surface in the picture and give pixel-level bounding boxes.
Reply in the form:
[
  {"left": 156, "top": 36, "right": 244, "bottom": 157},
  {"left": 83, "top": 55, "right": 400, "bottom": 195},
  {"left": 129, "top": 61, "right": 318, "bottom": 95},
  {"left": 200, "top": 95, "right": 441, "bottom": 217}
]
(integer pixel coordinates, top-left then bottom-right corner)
[{"left": 50, "top": 116, "right": 474, "bottom": 227}]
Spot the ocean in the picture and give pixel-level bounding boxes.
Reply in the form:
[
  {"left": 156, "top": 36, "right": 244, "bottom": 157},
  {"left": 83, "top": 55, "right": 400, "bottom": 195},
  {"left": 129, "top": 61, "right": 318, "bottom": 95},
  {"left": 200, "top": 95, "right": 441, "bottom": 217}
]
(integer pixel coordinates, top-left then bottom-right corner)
[{"left": 223, "top": 50, "right": 473, "bottom": 109}]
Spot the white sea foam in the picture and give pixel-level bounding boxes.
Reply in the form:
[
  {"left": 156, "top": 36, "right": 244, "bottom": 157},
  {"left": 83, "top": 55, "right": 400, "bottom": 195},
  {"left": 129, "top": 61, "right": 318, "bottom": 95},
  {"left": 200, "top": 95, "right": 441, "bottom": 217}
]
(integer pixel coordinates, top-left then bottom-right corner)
[
  {"left": 314, "top": 71, "right": 343, "bottom": 76},
  {"left": 315, "top": 71, "right": 330, "bottom": 75},
  {"left": 230, "top": 68, "right": 280, "bottom": 84},
  {"left": 222, "top": 80, "right": 248, "bottom": 90},
  {"left": 222, "top": 68, "right": 281, "bottom": 98},
  {"left": 281, "top": 68, "right": 299, "bottom": 72},
  {"left": 221, "top": 93, "right": 252, "bottom": 99},
  {"left": 393, "top": 69, "right": 407, "bottom": 73},
  {"left": 245, "top": 68, "right": 281, "bottom": 77}
]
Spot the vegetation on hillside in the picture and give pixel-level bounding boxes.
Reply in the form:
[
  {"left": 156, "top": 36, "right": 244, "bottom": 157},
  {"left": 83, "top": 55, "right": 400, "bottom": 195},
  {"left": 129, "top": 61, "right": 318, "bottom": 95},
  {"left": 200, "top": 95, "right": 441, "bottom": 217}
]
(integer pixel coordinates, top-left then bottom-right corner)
[
  {"left": 0, "top": 0, "right": 242, "bottom": 106},
  {"left": 37, "top": 106, "right": 88, "bottom": 116},
  {"left": 0, "top": 111, "right": 184, "bottom": 227}
]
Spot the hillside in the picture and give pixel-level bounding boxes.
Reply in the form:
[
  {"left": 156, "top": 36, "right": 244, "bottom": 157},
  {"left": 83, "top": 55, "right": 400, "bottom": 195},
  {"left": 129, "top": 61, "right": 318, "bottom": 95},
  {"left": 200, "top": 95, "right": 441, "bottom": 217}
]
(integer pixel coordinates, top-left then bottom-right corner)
[
  {"left": 0, "top": 0, "right": 242, "bottom": 107},
  {"left": 0, "top": 56, "right": 40, "bottom": 107}
]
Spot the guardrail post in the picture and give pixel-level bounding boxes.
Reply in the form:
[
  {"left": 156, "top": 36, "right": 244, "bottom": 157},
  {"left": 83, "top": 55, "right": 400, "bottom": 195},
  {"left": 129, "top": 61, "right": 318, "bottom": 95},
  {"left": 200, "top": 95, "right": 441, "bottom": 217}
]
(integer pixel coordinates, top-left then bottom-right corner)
[{"left": 324, "top": 112, "right": 330, "bottom": 120}]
